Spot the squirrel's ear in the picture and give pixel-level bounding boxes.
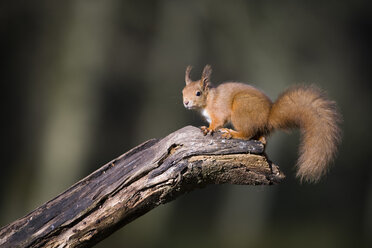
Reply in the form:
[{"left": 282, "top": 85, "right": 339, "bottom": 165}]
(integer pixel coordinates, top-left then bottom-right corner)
[
  {"left": 185, "top": 66, "right": 193, "bottom": 85},
  {"left": 201, "top": 64, "right": 212, "bottom": 87}
]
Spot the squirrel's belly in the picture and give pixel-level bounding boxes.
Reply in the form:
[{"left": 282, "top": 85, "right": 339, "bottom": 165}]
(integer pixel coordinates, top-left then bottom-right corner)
[{"left": 202, "top": 109, "right": 211, "bottom": 123}]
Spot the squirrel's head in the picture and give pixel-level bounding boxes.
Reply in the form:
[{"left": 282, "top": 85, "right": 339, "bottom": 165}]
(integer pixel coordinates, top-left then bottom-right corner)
[{"left": 182, "top": 65, "right": 212, "bottom": 110}]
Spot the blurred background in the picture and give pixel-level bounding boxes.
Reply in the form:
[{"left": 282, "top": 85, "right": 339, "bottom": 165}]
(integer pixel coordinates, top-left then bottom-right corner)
[{"left": 1, "top": 0, "right": 371, "bottom": 247}]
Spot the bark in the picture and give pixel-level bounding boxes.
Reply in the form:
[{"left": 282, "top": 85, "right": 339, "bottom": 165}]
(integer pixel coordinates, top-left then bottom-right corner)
[{"left": 0, "top": 126, "right": 284, "bottom": 248}]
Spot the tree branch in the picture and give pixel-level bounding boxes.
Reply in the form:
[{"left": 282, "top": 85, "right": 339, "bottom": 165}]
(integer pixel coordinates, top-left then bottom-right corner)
[{"left": 0, "top": 126, "right": 284, "bottom": 248}]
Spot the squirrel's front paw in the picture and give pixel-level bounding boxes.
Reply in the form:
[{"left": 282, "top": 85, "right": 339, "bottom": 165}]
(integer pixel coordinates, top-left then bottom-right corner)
[{"left": 200, "top": 126, "right": 214, "bottom": 135}]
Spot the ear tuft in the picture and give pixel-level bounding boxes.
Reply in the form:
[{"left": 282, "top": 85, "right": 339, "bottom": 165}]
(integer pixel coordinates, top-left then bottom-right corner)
[
  {"left": 201, "top": 65, "right": 212, "bottom": 87},
  {"left": 202, "top": 65, "right": 212, "bottom": 81},
  {"left": 185, "top": 66, "right": 193, "bottom": 85}
]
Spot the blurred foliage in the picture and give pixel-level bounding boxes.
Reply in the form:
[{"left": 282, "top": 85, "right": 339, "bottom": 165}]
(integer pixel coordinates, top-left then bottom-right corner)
[{"left": 0, "top": 0, "right": 371, "bottom": 247}]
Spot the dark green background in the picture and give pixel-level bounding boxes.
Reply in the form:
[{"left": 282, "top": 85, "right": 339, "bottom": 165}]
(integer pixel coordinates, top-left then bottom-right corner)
[{"left": 1, "top": 1, "right": 371, "bottom": 247}]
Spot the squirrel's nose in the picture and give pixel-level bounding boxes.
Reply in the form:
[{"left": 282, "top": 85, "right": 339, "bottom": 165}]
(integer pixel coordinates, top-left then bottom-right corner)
[{"left": 184, "top": 101, "right": 189, "bottom": 106}]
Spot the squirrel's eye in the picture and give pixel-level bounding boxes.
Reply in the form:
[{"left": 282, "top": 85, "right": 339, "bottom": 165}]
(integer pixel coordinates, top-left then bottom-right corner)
[{"left": 196, "top": 91, "right": 201, "bottom": 96}]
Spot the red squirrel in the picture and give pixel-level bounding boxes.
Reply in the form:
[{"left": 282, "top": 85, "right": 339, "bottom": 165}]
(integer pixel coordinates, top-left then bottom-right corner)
[{"left": 182, "top": 65, "right": 342, "bottom": 182}]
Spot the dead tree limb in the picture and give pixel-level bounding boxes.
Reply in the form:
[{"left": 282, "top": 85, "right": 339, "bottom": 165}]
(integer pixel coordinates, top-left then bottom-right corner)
[{"left": 0, "top": 126, "right": 285, "bottom": 248}]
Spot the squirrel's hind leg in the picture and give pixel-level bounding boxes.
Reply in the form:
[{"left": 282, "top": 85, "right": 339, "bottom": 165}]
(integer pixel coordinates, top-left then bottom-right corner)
[
  {"left": 219, "top": 127, "right": 267, "bottom": 144},
  {"left": 219, "top": 128, "right": 252, "bottom": 140}
]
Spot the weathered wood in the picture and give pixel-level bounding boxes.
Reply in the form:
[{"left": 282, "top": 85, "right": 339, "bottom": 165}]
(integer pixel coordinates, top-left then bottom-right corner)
[{"left": 0, "top": 126, "right": 284, "bottom": 248}]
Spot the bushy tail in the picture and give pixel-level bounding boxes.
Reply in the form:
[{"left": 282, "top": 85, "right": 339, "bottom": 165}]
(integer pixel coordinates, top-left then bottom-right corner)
[{"left": 269, "top": 85, "right": 342, "bottom": 182}]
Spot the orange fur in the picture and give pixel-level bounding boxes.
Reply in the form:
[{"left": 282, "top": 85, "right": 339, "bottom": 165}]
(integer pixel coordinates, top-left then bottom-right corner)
[{"left": 182, "top": 65, "right": 342, "bottom": 183}]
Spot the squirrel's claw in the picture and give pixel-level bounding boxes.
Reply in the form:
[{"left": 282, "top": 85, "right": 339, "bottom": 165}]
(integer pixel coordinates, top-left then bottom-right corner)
[
  {"left": 219, "top": 128, "right": 233, "bottom": 139},
  {"left": 258, "top": 136, "right": 267, "bottom": 145},
  {"left": 200, "top": 126, "right": 214, "bottom": 135},
  {"left": 221, "top": 132, "right": 232, "bottom": 139}
]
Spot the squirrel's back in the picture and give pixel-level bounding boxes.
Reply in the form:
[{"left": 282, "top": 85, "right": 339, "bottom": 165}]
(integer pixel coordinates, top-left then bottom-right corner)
[{"left": 209, "top": 82, "right": 271, "bottom": 113}]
